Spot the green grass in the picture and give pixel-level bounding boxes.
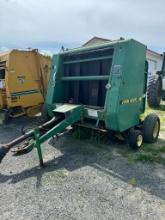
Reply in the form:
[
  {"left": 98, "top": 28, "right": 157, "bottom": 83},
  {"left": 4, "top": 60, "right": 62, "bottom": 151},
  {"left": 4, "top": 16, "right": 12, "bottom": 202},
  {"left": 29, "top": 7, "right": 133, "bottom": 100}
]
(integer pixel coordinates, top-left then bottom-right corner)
[
  {"left": 135, "top": 154, "right": 165, "bottom": 165},
  {"left": 129, "top": 177, "right": 137, "bottom": 186},
  {"left": 72, "top": 126, "right": 108, "bottom": 145},
  {"left": 142, "top": 144, "right": 165, "bottom": 154},
  {"left": 120, "top": 151, "right": 165, "bottom": 165},
  {"left": 118, "top": 140, "right": 165, "bottom": 166}
]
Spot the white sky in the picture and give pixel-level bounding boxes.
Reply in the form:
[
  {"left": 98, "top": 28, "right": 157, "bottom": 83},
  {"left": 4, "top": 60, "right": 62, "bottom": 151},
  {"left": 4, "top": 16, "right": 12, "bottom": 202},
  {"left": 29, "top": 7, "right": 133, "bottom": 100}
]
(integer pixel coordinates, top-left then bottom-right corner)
[{"left": 0, "top": 0, "right": 165, "bottom": 52}]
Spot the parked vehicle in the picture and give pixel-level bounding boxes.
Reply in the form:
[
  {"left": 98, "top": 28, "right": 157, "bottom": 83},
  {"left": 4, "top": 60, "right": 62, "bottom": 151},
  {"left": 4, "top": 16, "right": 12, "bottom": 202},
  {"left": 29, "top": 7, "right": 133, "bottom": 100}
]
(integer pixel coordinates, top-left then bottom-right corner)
[{"left": 0, "top": 49, "right": 51, "bottom": 123}]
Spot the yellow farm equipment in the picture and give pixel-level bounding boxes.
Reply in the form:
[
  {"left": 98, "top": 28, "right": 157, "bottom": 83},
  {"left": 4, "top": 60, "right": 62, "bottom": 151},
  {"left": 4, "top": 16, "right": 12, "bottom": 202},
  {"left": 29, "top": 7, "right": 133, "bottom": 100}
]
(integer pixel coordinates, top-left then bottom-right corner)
[{"left": 0, "top": 49, "right": 51, "bottom": 123}]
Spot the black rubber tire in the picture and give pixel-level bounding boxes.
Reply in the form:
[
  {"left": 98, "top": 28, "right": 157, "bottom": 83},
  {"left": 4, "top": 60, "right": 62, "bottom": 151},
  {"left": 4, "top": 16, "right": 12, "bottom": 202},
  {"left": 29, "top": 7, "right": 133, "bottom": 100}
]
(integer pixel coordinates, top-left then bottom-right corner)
[
  {"left": 129, "top": 129, "right": 143, "bottom": 150},
  {"left": 162, "top": 90, "right": 165, "bottom": 101},
  {"left": 142, "top": 114, "right": 160, "bottom": 143},
  {"left": 147, "top": 75, "right": 162, "bottom": 107}
]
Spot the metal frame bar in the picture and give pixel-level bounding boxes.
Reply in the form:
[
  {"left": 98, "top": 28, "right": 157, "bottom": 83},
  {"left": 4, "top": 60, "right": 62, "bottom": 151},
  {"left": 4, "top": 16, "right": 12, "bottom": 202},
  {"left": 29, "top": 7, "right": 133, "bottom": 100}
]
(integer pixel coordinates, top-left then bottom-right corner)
[
  {"left": 32, "top": 105, "right": 83, "bottom": 166},
  {"left": 63, "top": 55, "right": 113, "bottom": 65},
  {"left": 60, "top": 75, "right": 109, "bottom": 81}
]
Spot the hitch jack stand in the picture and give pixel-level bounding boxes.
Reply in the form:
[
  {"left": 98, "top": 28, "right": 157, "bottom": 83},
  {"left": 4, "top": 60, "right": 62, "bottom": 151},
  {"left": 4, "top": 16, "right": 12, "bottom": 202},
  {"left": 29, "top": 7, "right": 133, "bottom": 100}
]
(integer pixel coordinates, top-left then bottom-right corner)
[
  {"left": 34, "top": 129, "right": 44, "bottom": 167},
  {"left": 33, "top": 105, "right": 83, "bottom": 166}
]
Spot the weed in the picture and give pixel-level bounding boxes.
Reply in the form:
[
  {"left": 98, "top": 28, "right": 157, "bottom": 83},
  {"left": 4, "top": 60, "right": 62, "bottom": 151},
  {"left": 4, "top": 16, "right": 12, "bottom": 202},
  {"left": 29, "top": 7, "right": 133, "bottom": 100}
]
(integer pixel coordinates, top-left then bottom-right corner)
[
  {"left": 129, "top": 177, "right": 137, "bottom": 186},
  {"left": 135, "top": 153, "right": 165, "bottom": 165}
]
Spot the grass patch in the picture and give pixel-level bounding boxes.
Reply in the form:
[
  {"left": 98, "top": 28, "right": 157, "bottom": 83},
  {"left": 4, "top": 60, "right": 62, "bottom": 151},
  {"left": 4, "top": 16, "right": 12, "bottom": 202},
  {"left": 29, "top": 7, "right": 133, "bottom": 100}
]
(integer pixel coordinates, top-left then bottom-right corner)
[
  {"left": 118, "top": 148, "right": 165, "bottom": 165},
  {"left": 142, "top": 144, "right": 165, "bottom": 154},
  {"left": 72, "top": 126, "right": 108, "bottom": 145},
  {"left": 129, "top": 177, "right": 137, "bottom": 186},
  {"left": 117, "top": 141, "right": 165, "bottom": 165},
  {"left": 135, "top": 153, "right": 165, "bottom": 165},
  {"left": 141, "top": 104, "right": 165, "bottom": 122}
]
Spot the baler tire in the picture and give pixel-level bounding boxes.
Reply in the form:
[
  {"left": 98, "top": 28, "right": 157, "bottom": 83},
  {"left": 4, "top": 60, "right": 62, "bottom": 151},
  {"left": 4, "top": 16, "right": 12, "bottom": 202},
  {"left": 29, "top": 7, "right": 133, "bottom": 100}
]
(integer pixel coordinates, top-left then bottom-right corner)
[
  {"left": 129, "top": 129, "right": 143, "bottom": 150},
  {"left": 162, "top": 91, "right": 165, "bottom": 101},
  {"left": 147, "top": 76, "right": 162, "bottom": 107},
  {"left": 142, "top": 114, "right": 160, "bottom": 143}
]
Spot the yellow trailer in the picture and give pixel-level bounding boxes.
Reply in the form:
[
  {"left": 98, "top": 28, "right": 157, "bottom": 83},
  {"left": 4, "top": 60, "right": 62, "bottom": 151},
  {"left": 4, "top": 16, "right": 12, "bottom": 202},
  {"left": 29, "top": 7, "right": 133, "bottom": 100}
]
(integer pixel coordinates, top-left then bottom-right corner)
[{"left": 0, "top": 49, "right": 51, "bottom": 123}]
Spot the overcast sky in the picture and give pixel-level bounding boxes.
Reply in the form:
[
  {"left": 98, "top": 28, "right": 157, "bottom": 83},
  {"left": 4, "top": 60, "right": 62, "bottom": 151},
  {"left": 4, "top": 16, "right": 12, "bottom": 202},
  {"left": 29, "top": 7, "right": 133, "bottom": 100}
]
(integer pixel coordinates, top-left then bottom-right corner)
[{"left": 0, "top": 0, "right": 165, "bottom": 53}]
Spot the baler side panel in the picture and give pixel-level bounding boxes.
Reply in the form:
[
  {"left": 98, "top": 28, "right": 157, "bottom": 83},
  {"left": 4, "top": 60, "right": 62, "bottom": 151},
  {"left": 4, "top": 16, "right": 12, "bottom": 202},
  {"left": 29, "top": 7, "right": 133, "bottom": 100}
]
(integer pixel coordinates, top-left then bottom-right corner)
[
  {"left": 105, "top": 40, "right": 147, "bottom": 131},
  {"left": 104, "top": 42, "right": 125, "bottom": 131},
  {"left": 45, "top": 54, "right": 64, "bottom": 116},
  {"left": 5, "top": 50, "right": 49, "bottom": 108},
  {"left": 117, "top": 40, "right": 146, "bottom": 131}
]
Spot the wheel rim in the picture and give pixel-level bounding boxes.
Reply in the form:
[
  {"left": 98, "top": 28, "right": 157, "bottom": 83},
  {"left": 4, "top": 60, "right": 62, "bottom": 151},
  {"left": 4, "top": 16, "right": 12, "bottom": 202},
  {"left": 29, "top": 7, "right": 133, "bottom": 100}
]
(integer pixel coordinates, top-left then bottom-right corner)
[
  {"left": 137, "top": 135, "right": 143, "bottom": 147},
  {"left": 153, "top": 121, "right": 159, "bottom": 139}
]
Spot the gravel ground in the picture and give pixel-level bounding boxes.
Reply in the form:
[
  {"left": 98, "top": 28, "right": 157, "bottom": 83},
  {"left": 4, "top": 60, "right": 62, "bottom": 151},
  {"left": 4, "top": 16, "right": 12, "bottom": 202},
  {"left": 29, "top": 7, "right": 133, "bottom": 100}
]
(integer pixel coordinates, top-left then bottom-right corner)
[{"left": 0, "top": 116, "right": 165, "bottom": 220}]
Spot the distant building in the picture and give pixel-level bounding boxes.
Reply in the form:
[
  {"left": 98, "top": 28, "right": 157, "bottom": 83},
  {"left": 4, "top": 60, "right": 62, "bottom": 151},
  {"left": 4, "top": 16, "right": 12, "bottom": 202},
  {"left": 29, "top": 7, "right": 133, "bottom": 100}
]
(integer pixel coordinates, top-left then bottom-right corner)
[
  {"left": 146, "top": 49, "right": 163, "bottom": 76},
  {"left": 82, "top": 36, "right": 111, "bottom": 47},
  {"left": 83, "top": 37, "right": 163, "bottom": 75}
]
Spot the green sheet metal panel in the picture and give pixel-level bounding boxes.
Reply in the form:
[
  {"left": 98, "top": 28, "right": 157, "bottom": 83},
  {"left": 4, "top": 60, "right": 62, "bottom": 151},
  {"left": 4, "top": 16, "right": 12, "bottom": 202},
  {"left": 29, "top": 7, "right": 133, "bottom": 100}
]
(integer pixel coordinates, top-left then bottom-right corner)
[
  {"left": 45, "top": 54, "right": 64, "bottom": 116},
  {"left": 45, "top": 39, "right": 147, "bottom": 132},
  {"left": 104, "top": 39, "right": 146, "bottom": 131}
]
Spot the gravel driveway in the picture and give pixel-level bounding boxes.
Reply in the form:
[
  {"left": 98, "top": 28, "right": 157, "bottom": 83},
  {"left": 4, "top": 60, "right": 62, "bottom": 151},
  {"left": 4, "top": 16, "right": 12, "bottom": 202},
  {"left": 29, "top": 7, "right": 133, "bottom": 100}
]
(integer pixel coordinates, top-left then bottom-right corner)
[{"left": 0, "top": 116, "right": 165, "bottom": 220}]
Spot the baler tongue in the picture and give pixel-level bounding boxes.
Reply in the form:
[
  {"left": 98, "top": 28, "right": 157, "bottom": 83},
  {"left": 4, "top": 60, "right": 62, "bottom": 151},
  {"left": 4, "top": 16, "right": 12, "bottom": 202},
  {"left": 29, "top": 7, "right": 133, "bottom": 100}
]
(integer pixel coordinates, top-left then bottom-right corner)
[
  {"left": 0, "top": 104, "right": 83, "bottom": 166},
  {"left": 39, "top": 104, "right": 83, "bottom": 144},
  {"left": 53, "top": 104, "right": 82, "bottom": 114}
]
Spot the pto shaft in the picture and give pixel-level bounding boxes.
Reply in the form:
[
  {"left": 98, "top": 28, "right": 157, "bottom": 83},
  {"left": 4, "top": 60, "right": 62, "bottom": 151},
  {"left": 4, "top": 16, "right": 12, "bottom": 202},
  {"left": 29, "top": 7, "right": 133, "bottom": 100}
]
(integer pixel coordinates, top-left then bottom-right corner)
[{"left": 0, "top": 116, "right": 61, "bottom": 163}]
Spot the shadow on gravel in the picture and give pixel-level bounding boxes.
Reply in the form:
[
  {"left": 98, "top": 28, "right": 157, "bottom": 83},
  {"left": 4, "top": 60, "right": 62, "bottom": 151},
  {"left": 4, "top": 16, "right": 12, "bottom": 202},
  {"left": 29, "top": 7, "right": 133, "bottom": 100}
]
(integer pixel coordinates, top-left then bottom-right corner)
[
  {"left": 0, "top": 116, "right": 43, "bottom": 144},
  {"left": 0, "top": 131, "right": 165, "bottom": 201}
]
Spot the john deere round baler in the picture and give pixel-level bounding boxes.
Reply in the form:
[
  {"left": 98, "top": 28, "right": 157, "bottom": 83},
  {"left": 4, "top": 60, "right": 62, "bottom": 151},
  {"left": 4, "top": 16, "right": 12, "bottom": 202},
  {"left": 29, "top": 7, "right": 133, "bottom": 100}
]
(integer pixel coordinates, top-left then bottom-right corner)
[{"left": 0, "top": 39, "right": 160, "bottom": 166}]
